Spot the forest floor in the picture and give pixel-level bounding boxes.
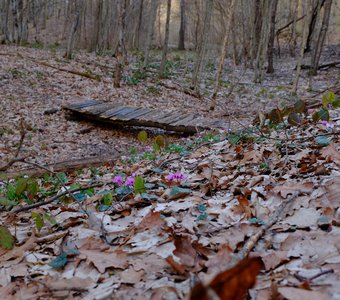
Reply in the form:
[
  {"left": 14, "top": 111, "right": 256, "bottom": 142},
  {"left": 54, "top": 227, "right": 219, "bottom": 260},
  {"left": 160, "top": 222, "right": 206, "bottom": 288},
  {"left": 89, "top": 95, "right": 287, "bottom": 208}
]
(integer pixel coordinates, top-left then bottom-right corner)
[
  {"left": 0, "top": 45, "right": 339, "bottom": 299},
  {"left": 0, "top": 44, "right": 339, "bottom": 168}
]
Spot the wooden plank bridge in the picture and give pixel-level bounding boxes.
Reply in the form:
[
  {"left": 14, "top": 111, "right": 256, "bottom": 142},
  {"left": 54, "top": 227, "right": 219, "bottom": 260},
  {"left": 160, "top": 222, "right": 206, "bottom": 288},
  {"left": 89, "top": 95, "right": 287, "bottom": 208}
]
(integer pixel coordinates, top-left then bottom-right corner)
[{"left": 63, "top": 100, "right": 227, "bottom": 134}]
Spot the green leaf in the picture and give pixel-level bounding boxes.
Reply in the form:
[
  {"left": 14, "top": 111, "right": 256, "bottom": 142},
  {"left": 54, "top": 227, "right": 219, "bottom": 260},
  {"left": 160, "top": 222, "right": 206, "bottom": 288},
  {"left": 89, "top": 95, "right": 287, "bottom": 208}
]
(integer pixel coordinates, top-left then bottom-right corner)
[
  {"left": 0, "top": 225, "right": 14, "bottom": 250},
  {"left": 32, "top": 212, "right": 44, "bottom": 232},
  {"left": 197, "top": 204, "right": 207, "bottom": 212},
  {"left": 48, "top": 253, "right": 68, "bottom": 268},
  {"left": 74, "top": 192, "right": 87, "bottom": 202},
  {"left": 294, "top": 99, "right": 306, "bottom": 113},
  {"left": 287, "top": 112, "right": 302, "bottom": 126},
  {"left": 137, "top": 130, "right": 148, "bottom": 142},
  {"left": 315, "top": 135, "right": 330, "bottom": 146},
  {"left": 322, "top": 91, "right": 335, "bottom": 107},
  {"left": 331, "top": 98, "right": 340, "bottom": 108},
  {"left": 56, "top": 172, "right": 68, "bottom": 184},
  {"left": 248, "top": 217, "right": 265, "bottom": 225},
  {"left": 169, "top": 187, "right": 191, "bottom": 200},
  {"left": 0, "top": 197, "right": 16, "bottom": 207},
  {"left": 141, "top": 193, "right": 159, "bottom": 200},
  {"left": 155, "top": 135, "right": 165, "bottom": 148},
  {"left": 312, "top": 111, "right": 320, "bottom": 123},
  {"left": 27, "top": 179, "right": 39, "bottom": 200},
  {"left": 115, "top": 186, "right": 131, "bottom": 196},
  {"left": 196, "top": 213, "right": 208, "bottom": 221},
  {"left": 16, "top": 178, "right": 27, "bottom": 196},
  {"left": 134, "top": 176, "right": 145, "bottom": 194},
  {"left": 318, "top": 108, "right": 330, "bottom": 121},
  {"left": 43, "top": 213, "right": 57, "bottom": 225},
  {"left": 102, "top": 193, "right": 113, "bottom": 206}
]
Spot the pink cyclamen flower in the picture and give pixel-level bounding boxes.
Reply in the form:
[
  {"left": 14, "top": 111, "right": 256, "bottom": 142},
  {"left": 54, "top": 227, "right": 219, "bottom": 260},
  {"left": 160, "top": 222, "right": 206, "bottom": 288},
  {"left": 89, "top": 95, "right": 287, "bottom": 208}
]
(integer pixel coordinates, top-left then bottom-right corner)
[
  {"left": 320, "top": 120, "right": 334, "bottom": 128},
  {"left": 166, "top": 172, "right": 186, "bottom": 182},
  {"left": 125, "top": 176, "right": 135, "bottom": 187},
  {"left": 113, "top": 176, "right": 124, "bottom": 186}
]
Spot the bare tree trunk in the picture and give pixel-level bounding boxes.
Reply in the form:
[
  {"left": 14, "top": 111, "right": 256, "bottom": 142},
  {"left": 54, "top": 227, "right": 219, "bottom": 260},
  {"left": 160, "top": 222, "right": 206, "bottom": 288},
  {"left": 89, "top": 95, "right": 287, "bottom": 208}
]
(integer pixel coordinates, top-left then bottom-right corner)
[
  {"left": 191, "top": 0, "right": 213, "bottom": 95},
  {"left": 143, "top": 0, "right": 158, "bottom": 69},
  {"left": 288, "top": 0, "right": 299, "bottom": 56},
  {"left": 134, "top": 0, "right": 144, "bottom": 49},
  {"left": 113, "top": 0, "right": 127, "bottom": 88},
  {"left": 178, "top": 0, "right": 185, "bottom": 50},
  {"left": 64, "top": 2, "right": 81, "bottom": 59},
  {"left": 1, "top": 0, "right": 11, "bottom": 43},
  {"left": 305, "top": 0, "right": 325, "bottom": 53},
  {"left": 310, "top": 0, "right": 332, "bottom": 75},
  {"left": 251, "top": 0, "right": 262, "bottom": 66},
  {"left": 293, "top": 0, "right": 309, "bottom": 94},
  {"left": 210, "top": 0, "right": 236, "bottom": 110},
  {"left": 254, "top": 0, "right": 270, "bottom": 83},
  {"left": 159, "top": 0, "right": 171, "bottom": 78},
  {"left": 266, "top": 0, "right": 278, "bottom": 73}
]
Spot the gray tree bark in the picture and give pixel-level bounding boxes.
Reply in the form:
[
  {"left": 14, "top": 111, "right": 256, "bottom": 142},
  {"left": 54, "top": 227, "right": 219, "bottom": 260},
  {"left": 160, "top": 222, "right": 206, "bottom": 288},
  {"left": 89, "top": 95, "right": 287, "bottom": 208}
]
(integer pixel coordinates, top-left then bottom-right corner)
[{"left": 159, "top": 0, "right": 172, "bottom": 78}]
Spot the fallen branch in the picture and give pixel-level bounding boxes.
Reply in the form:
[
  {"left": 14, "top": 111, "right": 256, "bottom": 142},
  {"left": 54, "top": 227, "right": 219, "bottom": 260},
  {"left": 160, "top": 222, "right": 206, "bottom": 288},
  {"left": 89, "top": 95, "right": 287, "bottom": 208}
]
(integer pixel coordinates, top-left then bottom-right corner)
[
  {"left": 237, "top": 191, "right": 300, "bottom": 260},
  {"left": 37, "top": 61, "right": 101, "bottom": 81},
  {"left": 1, "top": 156, "right": 118, "bottom": 179},
  {"left": 158, "top": 81, "right": 201, "bottom": 99},
  {"left": 11, "top": 183, "right": 103, "bottom": 213}
]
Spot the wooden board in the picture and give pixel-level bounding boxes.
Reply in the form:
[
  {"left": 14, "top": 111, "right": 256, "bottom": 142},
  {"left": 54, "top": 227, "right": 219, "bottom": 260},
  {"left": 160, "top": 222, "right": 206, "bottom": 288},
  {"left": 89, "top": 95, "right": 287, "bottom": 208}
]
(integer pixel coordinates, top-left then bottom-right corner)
[{"left": 63, "top": 100, "right": 227, "bottom": 134}]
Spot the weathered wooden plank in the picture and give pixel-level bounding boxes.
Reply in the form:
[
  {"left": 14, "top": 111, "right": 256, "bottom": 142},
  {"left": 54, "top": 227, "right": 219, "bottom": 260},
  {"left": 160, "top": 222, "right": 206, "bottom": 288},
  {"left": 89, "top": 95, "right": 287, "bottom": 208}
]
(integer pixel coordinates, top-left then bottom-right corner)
[
  {"left": 162, "top": 113, "right": 188, "bottom": 124},
  {"left": 171, "top": 114, "right": 196, "bottom": 126},
  {"left": 110, "top": 107, "right": 138, "bottom": 120},
  {"left": 139, "top": 110, "right": 170, "bottom": 122},
  {"left": 101, "top": 106, "right": 126, "bottom": 118},
  {"left": 80, "top": 103, "right": 115, "bottom": 115},
  {"left": 66, "top": 99, "right": 102, "bottom": 110},
  {"left": 62, "top": 100, "right": 227, "bottom": 134},
  {"left": 120, "top": 107, "right": 152, "bottom": 120}
]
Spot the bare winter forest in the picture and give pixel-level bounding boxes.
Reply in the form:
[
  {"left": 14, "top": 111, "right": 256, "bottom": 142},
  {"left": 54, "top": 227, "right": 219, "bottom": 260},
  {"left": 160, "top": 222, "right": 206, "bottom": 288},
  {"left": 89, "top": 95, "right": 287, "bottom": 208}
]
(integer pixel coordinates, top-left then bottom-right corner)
[{"left": 0, "top": 1, "right": 339, "bottom": 300}]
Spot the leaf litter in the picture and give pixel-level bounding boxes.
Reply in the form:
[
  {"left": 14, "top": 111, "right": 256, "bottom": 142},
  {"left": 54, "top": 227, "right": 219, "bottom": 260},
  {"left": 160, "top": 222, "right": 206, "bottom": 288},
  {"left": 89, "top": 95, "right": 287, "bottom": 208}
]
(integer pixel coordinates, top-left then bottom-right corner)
[{"left": 0, "top": 45, "right": 339, "bottom": 299}]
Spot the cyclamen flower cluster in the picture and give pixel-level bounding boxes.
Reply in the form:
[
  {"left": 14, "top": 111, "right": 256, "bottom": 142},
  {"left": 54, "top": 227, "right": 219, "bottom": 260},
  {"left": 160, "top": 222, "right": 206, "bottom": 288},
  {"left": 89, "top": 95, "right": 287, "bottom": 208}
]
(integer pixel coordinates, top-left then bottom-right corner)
[
  {"left": 113, "top": 174, "right": 136, "bottom": 187},
  {"left": 319, "top": 120, "right": 339, "bottom": 129},
  {"left": 166, "top": 172, "right": 186, "bottom": 182}
]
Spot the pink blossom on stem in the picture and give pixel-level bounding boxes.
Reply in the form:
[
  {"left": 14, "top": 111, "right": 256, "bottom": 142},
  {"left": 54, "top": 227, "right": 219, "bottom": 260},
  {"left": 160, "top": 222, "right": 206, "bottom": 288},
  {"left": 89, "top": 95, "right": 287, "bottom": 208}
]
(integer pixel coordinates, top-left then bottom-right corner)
[
  {"left": 113, "top": 176, "right": 124, "bottom": 186},
  {"left": 166, "top": 172, "right": 186, "bottom": 183},
  {"left": 125, "top": 176, "right": 135, "bottom": 187}
]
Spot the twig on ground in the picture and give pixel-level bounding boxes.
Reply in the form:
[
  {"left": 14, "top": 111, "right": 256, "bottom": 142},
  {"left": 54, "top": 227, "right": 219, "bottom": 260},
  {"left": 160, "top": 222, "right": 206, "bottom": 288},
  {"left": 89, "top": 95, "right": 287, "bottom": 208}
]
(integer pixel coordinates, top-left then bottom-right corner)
[
  {"left": 237, "top": 191, "right": 300, "bottom": 260},
  {"left": 11, "top": 183, "right": 103, "bottom": 213},
  {"left": 294, "top": 269, "right": 334, "bottom": 282}
]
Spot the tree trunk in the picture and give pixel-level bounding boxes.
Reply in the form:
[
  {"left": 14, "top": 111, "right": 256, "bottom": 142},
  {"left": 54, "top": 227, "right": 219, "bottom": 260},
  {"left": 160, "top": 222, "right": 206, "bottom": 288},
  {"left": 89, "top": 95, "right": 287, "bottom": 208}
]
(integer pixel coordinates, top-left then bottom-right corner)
[
  {"left": 251, "top": 0, "right": 262, "bottom": 66},
  {"left": 159, "top": 0, "right": 171, "bottom": 78},
  {"left": 210, "top": 0, "right": 236, "bottom": 110},
  {"left": 305, "top": 0, "right": 326, "bottom": 53},
  {"left": 113, "top": 0, "right": 128, "bottom": 88},
  {"left": 143, "top": 0, "right": 158, "bottom": 69},
  {"left": 135, "top": 0, "right": 144, "bottom": 49},
  {"left": 266, "top": 0, "right": 278, "bottom": 73},
  {"left": 178, "top": 0, "right": 185, "bottom": 50},
  {"left": 191, "top": 0, "right": 213, "bottom": 95},
  {"left": 310, "top": 0, "right": 332, "bottom": 75},
  {"left": 254, "top": 0, "right": 270, "bottom": 83},
  {"left": 288, "top": 0, "right": 299, "bottom": 56},
  {"left": 293, "top": 0, "right": 309, "bottom": 94},
  {"left": 64, "top": 2, "right": 81, "bottom": 59}
]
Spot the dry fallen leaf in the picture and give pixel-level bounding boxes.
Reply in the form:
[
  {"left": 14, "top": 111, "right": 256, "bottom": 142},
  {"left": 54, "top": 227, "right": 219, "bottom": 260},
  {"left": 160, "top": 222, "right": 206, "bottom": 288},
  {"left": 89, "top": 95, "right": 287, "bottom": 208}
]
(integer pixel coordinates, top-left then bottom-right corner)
[{"left": 190, "top": 257, "right": 264, "bottom": 300}]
